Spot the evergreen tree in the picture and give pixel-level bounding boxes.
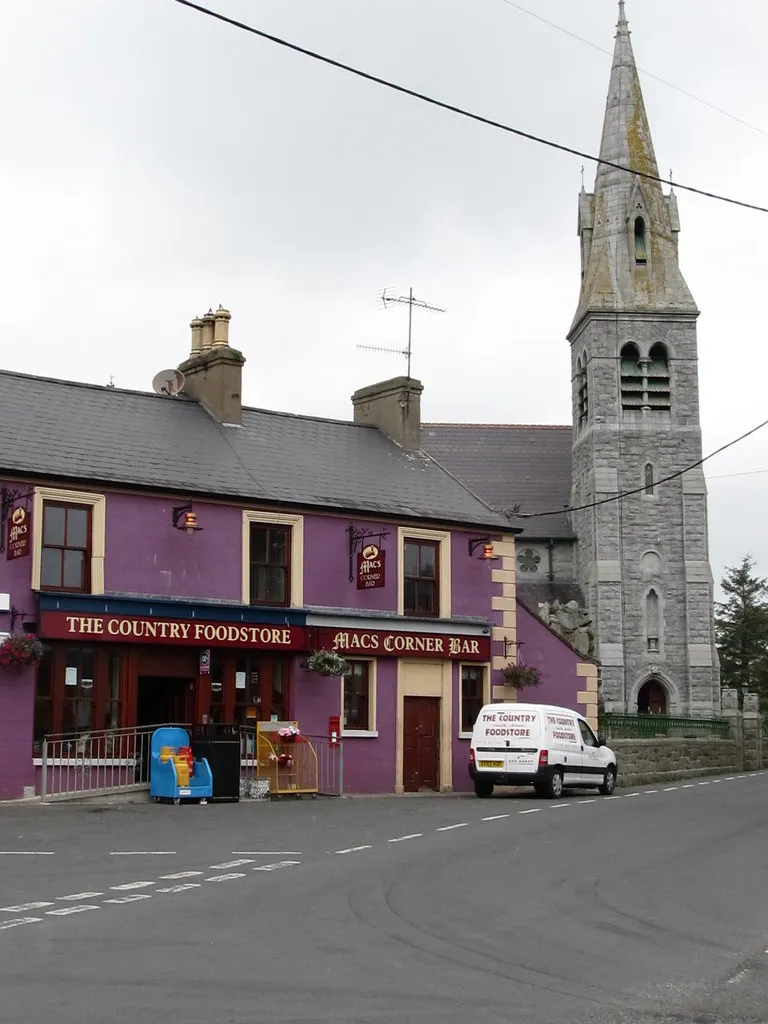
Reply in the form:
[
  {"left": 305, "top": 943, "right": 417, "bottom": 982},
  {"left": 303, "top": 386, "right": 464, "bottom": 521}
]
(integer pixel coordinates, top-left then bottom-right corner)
[{"left": 715, "top": 555, "right": 768, "bottom": 703}]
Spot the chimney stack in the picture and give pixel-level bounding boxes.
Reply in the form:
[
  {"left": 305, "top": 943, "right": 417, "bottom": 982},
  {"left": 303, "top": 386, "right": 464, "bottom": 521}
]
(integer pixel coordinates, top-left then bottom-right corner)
[
  {"left": 178, "top": 305, "right": 246, "bottom": 426},
  {"left": 351, "top": 376, "right": 424, "bottom": 449}
]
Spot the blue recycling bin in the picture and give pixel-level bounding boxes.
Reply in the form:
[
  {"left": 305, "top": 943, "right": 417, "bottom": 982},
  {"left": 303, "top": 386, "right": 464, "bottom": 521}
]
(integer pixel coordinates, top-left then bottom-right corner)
[{"left": 149, "top": 727, "right": 213, "bottom": 804}]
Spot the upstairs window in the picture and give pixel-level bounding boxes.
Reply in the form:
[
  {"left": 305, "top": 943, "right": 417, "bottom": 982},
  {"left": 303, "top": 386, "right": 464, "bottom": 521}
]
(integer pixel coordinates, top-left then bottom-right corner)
[
  {"left": 460, "top": 665, "right": 485, "bottom": 733},
  {"left": 634, "top": 217, "right": 647, "bottom": 263},
  {"left": 249, "top": 525, "right": 291, "bottom": 606},
  {"left": 40, "top": 502, "right": 91, "bottom": 592},
  {"left": 404, "top": 538, "right": 439, "bottom": 617}
]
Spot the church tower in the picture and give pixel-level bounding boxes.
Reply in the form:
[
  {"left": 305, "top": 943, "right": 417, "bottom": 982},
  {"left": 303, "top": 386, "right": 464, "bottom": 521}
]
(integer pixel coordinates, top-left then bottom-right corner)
[{"left": 568, "top": 1, "right": 719, "bottom": 715}]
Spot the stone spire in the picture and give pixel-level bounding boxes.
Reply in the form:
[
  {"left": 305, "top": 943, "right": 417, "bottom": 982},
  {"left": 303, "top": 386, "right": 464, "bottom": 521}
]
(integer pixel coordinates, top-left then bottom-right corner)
[{"left": 570, "top": 1, "right": 697, "bottom": 334}]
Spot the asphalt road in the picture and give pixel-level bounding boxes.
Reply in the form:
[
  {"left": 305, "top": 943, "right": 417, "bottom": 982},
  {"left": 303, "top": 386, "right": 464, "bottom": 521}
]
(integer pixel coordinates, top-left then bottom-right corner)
[{"left": 1, "top": 773, "right": 768, "bottom": 1023}]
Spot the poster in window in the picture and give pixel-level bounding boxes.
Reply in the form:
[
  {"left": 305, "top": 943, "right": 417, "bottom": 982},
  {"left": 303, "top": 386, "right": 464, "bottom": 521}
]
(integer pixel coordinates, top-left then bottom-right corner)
[
  {"left": 199, "top": 649, "right": 211, "bottom": 675},
  {"left": 6, "top": 505, "right": 30, "bottom": 561},
  {"left": 357, "top": 544, "right": 386, "bottom": 590},
  {"left": 235, "top": 671, "right": 246, "bottom": 690},
  {"left": 65, "top": 666, "right": 78, "bottom": 687}
]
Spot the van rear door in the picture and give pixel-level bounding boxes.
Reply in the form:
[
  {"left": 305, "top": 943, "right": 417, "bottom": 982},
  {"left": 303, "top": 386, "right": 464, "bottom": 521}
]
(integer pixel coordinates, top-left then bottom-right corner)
[{"left": 472, "top": 707, "right": 541, "bottom": 773}]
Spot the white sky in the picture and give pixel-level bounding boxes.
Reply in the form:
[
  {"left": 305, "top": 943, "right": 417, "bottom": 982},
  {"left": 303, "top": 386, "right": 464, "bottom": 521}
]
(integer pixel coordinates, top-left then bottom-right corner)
[{"left": 2, "top": 0, "right": 766, "bottom": 595}]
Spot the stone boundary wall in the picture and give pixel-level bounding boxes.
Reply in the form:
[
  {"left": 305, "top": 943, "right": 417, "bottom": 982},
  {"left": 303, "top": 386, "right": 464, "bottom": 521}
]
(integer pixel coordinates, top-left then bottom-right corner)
[{"left": 612, "top": 738, "right": 739, "bottom": 788}]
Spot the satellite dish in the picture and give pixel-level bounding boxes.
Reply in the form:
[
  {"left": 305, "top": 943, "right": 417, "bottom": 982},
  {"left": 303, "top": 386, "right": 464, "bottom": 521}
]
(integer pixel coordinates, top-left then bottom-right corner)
[{"left": 152, "top": 369, "right": 185, "bottom": 396}]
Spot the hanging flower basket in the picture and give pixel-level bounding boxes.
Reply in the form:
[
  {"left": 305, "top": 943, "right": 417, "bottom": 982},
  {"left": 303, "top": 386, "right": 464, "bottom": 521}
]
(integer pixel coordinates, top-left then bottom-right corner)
[
  {"left": 277, "top": 725, "right": 300, "bottom": 743},
  {"left": 305, "top": 649, "right": 350, "bottom": 677},
  {"left": 0, "top": 632, "right": 44, "bottom": 673},
  {"left": 501, "top": 663, "right": 542, "bottom": 689}
]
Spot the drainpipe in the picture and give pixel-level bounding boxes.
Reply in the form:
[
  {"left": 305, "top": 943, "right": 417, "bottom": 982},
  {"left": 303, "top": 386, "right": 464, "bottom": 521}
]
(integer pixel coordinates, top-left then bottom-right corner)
[{"left": 547, "top": 539, "right": 555, "bottom": 584}]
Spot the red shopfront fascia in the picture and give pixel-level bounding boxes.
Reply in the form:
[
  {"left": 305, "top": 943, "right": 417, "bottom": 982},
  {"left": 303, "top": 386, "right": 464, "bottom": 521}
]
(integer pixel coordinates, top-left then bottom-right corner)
[{"left": 39, "top": 611, "right": 490, "bottom": 661}]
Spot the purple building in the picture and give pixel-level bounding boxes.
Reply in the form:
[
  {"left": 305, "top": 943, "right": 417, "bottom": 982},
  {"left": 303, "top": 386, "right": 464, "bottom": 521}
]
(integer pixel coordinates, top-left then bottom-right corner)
[{"left": 0, "top": 308, "right": 597, "bottom": 800}]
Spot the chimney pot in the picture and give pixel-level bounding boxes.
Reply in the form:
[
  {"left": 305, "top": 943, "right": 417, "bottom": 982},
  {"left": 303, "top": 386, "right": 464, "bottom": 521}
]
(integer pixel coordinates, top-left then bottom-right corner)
[
  {"left": 213, "top": 306, "right": 231, "bottom": 348},
  {"left": 190, "top": 317, "right": 204, "bottom": 356},
  {"left": 201, "top": 310, "right": 215, "bottom": 351}
]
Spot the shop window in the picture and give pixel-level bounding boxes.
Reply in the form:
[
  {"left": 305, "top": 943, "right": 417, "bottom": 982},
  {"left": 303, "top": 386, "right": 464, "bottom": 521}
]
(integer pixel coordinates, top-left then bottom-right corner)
[
  {"left": 209, "top": 651, "right": 225, "bottom": 723},
  {"left": 460, "top": 664, "right": 485, "bottom": 733},
  {"left": 404, "top": 538, "right": 439, "bottom": 617},
  {"left": 249, "top": 524, "right": 291, "bottom": 606},
  {"left": 234, "top": 655, "right": 290, "bottom": 727},
  {"left": 62, "top": 647, "right": 95, "bottom": 734},
  {"left": 40, "top": 502, "right": 91, "bottom": 592},
  {"left": 342, "top": 660, "right": 375, "bottom": 733},
  {"left": 33, "top": 645, "right": 54, "bottom": 755},
  {"left": 104, "top": 651, "right": 121, "bottom": 731}
]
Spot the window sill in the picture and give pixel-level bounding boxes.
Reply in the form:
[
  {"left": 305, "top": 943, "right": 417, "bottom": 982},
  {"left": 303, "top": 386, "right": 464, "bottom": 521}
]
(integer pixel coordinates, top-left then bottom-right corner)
[
  {"left": 341, "top": 730, "right": 378, "bottom": 739},
  {"left": 458, "top": 732, "right": 473, "bottom": 741}
]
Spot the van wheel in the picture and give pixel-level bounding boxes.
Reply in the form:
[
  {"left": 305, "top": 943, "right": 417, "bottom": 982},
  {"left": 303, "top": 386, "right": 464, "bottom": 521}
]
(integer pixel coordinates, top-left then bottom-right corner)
[
  {"left": 599, "top": 766, "right": 616, "bottom": 796},
  {"left": 546, "top": 769, "right": 564, "bottom": 799},
  {"left": 474, "top": 779, "right": 494, "bottom": 798}
]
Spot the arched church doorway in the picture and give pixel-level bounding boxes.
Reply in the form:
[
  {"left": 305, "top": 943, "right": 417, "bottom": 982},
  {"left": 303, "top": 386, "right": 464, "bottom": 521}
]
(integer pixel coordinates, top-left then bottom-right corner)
[{"left": 637, "top": 679, "right": 667, "bottom": 715}]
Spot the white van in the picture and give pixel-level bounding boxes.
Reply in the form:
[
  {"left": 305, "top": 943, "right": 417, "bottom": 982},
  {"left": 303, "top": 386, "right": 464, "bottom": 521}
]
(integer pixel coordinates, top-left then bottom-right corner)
[{"left": 468, "top": 702, "right": 617, "bottom": 799}]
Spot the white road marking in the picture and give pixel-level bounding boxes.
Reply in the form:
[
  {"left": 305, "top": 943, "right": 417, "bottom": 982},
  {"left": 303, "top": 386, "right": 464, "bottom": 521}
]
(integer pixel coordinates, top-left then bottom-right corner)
[
  {"left": 699, "top": 781, "right": 711, "bottom": 786},
  {"left": 156, "top": 883, "right": 201, "bottom": 894},
  {"left": 205, "top": 873, "right": 246, "bottom": 883},
  {"left": 682, "top": 784, "right": 695, "bottom": 789},
  {"left": 232, "top": 851, "right": 302, "bottom": 856},
  {"left": 58, "top": 892, "right": 104, "bottom": 901},
  {"left": 518, "top": 808, "right": 541, "bottom": 815},
  {"left": 550, "top": 804, "right": 570, "bottom": 810},
  {"left": 0, "top": 901, "right": 54, "bottom": 912},
  {"left": 335, "top": 846, "right": 372, "bottom": 854},
  {"left": 0, "top": 851, "right": 54, "bottom": 856},
  {"left": 158, "top": 871, "right": 204, "bottom": 880},
  {"left": 604, "top": 796, "right": 621, "bottom": 800},
  {"left": 110, "top": 882, "right": 154, "bottom": 891},
  {"left": 388, "top": 834, "right": 423, "bottom": 843},
  {"left": 481, "top": 814, "right": 510, "bottom": 821},
  {"left": 109, "top": 851, "right": 176, "bottom": 856},
  {"left": 664, "top": 787, "right": 679, "bottom": 792},
  {"left": 625, "top": 793, "right": 640, "bottom": 797},
  {"left": 725, "top": 777, "right": 736, "bottom": 781},
  {"left": 436, "top": 823, "right": 468, "bottom": 831},
  {"left": 253, "top": 861, "right": 301, "bottom": 871},
  {"left": 0, "top": 917, "right": 42, "bottom": 930},
  {"left": 645, "top": 790, "right": 659, "bottom": 794},
  {"left": 712, "top": 780, "right": 723, "bottom": 784},
  {"left": 46, "top": 905, "right": 99, "bottom": 916},
  {"left": 104, "top": 894, "right": 152, "bottom": 904},
  {"left": 577, "top": 799, "right": 596, "bottom": 805},
  {"left": 209, "top": 859, "right": 254, "bottom": 869}
]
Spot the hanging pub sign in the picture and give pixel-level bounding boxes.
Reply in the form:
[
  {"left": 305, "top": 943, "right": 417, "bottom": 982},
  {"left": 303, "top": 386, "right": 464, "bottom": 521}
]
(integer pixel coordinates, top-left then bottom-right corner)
[
  {"left": 357, "top": 544, "right": 386, "bottom": 590},
  {"left": 7, "top": 505, "right": 30, "bottom": 561}
]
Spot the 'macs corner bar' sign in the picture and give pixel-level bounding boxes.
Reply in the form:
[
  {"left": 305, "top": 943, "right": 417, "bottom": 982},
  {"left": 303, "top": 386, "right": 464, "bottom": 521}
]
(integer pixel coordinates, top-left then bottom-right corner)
[{"left": 38, "top": 612, "right": 491, "bottom": 661}]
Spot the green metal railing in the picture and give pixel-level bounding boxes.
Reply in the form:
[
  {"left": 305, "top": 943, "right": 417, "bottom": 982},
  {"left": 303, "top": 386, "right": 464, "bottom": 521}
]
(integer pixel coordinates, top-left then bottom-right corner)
[{"left": 599, "top": 713, "right": 730, "bottom": 740}]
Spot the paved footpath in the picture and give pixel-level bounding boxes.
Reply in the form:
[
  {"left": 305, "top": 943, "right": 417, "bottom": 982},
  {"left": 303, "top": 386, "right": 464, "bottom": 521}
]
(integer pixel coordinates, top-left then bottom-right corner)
[{"left": 1, "top": 772, "right": 768, "bottom": 1023}]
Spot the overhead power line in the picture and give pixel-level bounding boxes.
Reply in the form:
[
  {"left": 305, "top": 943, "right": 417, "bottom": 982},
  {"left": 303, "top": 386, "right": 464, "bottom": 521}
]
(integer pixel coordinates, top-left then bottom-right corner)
[
  {"left": 513, "top": 416, "right": 768, "bottom": 520},
  {"left": 497, "top": 0, "right": 768, "bottom": 139},
  {"left": 170, "top": 0, "right": 768, "bottom": 215}
]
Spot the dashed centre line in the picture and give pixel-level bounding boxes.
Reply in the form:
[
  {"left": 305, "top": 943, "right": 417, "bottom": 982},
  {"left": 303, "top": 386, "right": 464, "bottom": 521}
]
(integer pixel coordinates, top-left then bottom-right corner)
[
  {"left": 0, "top": 917, "right": 42, "bottom": 930},
  {"left": 577, "top": 799, "right": 596, "bottom": 805},
  {"left": 205, "top": 873, "right": 247, "bottom": 883},
  {"left": 110, "top": 882, "right": 154, "bottom": 891},
  {"left": 159, "top": 871, "right": 204, "bottom": 880},
  {"left": 156, "top": 883, "right": 201, "bottom": 894},
  {"left": 645, "top": 790, "right": 659, "bottom": 794},
  {"left": 209, "top": 859, "right": 254, "bottom": 869},
  {"left": 58, "top": 892, "right": 103, "bottom": 901},
  {"left": 47, "top": 905, "right": 99, "bottom": 916},
  {"left": 518, "top": 808, "right": 541, "bottom": 815},
  {"left": 253, "top": 861, "right": 301, "bottom": 871},
  {"left": 664, "top": 787, "right": 679, "bottom": 792},
  {"left": 335, "top": 846, "right": 372, "bottom": 854},
  {"left": 388, "top": 834, "right": 423, "bottom": 843},
  {"left": 0, "top": 902, "right": 53, "bottom": 912},
  {"left": 104, "top": 894, "right": 152, "bottom": 905},
  {"left": 436, "top": 823, "right": 468, "bottom": 831},
  {"left": 481, "top": 814, "right": 510, "bottom": 821}
]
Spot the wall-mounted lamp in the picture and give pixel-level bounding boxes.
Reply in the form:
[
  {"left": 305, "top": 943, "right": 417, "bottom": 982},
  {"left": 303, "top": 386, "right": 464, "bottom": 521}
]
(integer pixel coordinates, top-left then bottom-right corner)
[
  {"left": 468, "top": 536, "right": 499, "bottom": 560},
  {"left": 172, "top": 504, "right": 203, "bottom": 534}
]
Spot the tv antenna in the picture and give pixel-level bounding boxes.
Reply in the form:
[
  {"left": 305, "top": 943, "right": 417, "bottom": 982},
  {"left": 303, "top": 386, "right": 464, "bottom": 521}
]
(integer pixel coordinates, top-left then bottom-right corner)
[
  {"left": 358, "top": 287, "right": 445, "bottom": 379},
  {"left": 152, "top": 368, "right": 185, "bottom": 396}
]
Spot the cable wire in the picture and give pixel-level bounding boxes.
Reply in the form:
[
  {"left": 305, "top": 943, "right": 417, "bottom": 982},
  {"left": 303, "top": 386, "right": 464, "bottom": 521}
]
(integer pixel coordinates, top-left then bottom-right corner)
[
  {"left": 497, "top": 0, "right": 768, "bottom": 139},
  {"left": 512, "top": 417, "right": 768, "bottom": 520},
  {"left": 170, "top": 0, "right": 768, "bottom": 215}
]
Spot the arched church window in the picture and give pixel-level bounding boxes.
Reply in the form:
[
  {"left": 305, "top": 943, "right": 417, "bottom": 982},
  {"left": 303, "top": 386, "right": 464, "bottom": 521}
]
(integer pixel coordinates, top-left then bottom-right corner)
[
  {"left": 634, "top": 217, "right": 647, "bottom": 264},
  {"left": 577, "top": 355, "right": 588, "bottom": 427},
  {"left": 646, "top": 589, "right": 660, "bottom": 653},
  {"left": 647, "top": 343, "right": 671, "bottom": 410},
  {"left": 644, "top": 463, "right": 655, "bottom": 495},
  {"left": 620, "top": 343, "right": 643, "bottom": 409}
]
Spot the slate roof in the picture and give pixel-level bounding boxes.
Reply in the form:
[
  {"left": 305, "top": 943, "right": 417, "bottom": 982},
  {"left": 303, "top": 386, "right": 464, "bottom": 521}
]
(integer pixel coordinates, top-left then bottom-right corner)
[
  {"left": 422, "top": 424, "right": 574, "bottom": 539},
  {"left": 1, "top": 371, "right": 510, "bottom": 530}
]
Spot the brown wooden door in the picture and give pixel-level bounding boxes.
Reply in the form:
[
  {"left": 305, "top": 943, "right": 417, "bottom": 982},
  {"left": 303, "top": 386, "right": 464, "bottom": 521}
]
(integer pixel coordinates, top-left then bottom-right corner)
[{"left": 403, "top": 696, "right": 440, "bottom": 792}]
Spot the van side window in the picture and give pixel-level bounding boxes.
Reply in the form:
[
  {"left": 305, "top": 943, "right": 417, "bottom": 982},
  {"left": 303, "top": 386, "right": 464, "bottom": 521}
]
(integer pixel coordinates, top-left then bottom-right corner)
[{"left": 578, "top": 720, "right": 599, "bottom": 747}]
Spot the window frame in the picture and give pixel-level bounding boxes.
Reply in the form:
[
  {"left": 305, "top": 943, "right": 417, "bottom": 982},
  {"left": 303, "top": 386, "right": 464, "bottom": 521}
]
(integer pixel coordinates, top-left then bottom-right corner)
[
  {"left": 398, "top": 527, "right": 451, "bottom": 618},
  {"left": 39, "top": 501, "right": 93, "bottom": 593},
  {"left": 340, "top": 658, "right": 377, "bottom": 737},
  {"left": 248, "top": 523, "right": 292, "bottom": 607},
  {"left": 31, "top": 487, "right": 106, "bottom": 595},
  {"left": 458, "top": 662, "right": 490, "bottom": 739},
  {"left": 241, "top": 510, "right": 304, "bottom": 607}
]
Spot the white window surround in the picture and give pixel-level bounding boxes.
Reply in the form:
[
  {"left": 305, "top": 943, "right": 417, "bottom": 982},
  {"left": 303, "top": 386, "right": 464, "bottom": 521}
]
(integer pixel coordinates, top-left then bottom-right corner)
[
  {"left": 397, "top": 526, "right": 451, "bottom": 618},
  {"left": 458, "top": 662, "right": 491, "bottom": 739},
  {"left": 340, "top": 657, "right": 377, "bottom": 737},
  {"left": 241, "top": 510, "right": 304, "bottom": 607},
  {"left": 31, "top": 487, "right": 106, "bottom": 595}
]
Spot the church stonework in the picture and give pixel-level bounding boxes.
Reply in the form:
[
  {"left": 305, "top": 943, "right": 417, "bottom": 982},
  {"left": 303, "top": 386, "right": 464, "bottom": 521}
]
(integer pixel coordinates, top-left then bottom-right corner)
[{"left": 567, "top": 1, "right": 720, "bottom": 715}]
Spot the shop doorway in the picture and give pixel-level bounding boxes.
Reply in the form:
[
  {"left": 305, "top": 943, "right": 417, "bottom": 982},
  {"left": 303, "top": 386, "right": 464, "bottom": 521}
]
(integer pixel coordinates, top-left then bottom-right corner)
[
  {"left": 403, "top": 696, "right": 440, "bottom": 792},
  {"left": 137, "top": 676, "right": 193, "bottom": 728}
]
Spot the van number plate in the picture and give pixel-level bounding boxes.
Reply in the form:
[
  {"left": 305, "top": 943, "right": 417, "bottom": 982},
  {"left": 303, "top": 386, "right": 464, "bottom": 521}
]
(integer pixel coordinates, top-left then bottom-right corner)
[{"left": 479, "top": 760, "right": 504, "bottom": 768}]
